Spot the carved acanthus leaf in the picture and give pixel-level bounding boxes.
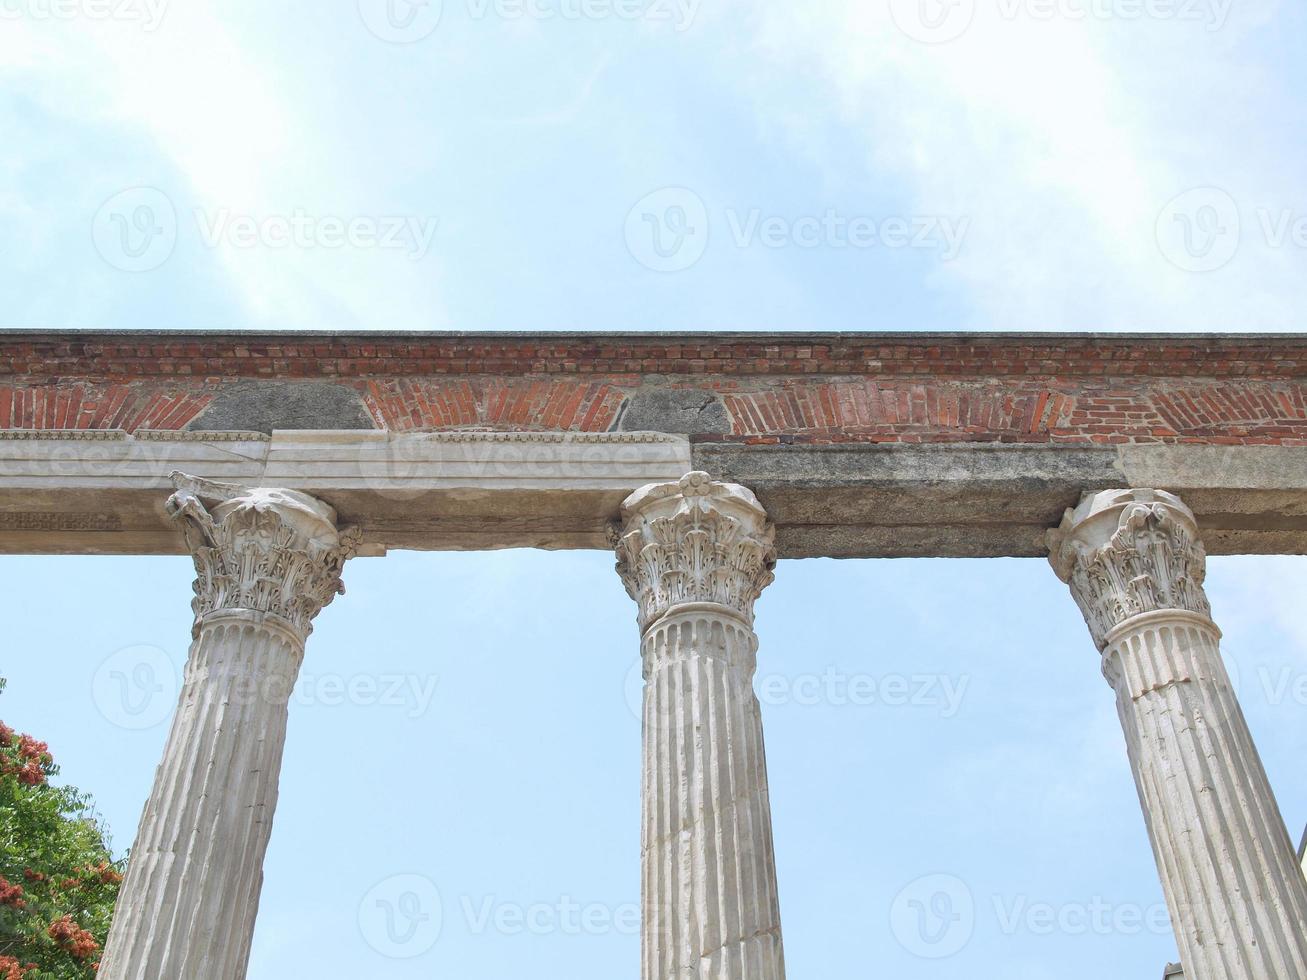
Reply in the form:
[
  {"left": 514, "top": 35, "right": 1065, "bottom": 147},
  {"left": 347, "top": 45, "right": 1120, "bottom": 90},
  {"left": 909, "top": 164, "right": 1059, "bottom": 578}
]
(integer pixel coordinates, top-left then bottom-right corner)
[
  {"left": 614, "top": 471, "right": 775, "bottom": 632},
  {"left": 1049, "top": 489, "right": 1211, "bottom": 651},
  {"left": 167, "top": 473, "right": 360, "bottom": 642}
]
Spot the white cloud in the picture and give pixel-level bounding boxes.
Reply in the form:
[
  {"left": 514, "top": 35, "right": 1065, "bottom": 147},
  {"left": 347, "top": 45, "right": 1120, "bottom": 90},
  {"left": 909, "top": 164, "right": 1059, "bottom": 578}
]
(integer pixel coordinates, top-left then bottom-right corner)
[
  {"left": 0, "top": 9, "right": 448, "bottom": 329},
  {"left": 713, "top": 0, "right": 1303, "bottom": 329}
]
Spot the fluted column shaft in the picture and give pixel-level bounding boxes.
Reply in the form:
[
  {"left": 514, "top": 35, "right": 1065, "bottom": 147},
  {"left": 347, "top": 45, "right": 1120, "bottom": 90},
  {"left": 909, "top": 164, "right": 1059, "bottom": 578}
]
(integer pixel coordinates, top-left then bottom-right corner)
[
  {"left": 1050, "top": 489, "right": 1307, "bottom": 980},
  {"left": 615, "top": 472, "right": 786, "bottom": 980},
  {"left": 100, "top": 474, "right": 359, "bottom": 980}
]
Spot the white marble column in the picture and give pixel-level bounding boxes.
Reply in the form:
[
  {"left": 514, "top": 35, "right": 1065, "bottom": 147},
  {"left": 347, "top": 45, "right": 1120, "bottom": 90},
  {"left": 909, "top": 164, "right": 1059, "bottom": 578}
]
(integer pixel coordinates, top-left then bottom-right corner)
[
  {"left": 1049, "top": 489, "right": 1307, "bottom": 980},
  {"left": 614, "top": 471, "right": 786, "bottom": 980},
  {"left": 100, "top": 474, "right": 360, "bottom": 980}
]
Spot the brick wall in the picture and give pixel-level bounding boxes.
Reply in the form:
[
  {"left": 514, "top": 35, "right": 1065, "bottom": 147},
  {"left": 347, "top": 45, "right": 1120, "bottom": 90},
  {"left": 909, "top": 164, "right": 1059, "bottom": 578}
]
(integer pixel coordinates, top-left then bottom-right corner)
[{"left": 1, "top": 332, "right": 1304, "bottom": 446}]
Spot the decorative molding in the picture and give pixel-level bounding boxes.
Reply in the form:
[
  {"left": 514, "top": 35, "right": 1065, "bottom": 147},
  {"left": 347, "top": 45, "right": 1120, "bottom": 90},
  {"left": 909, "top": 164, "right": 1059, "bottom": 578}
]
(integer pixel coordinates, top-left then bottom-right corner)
[
  {"left": 166, "top": 471, "right": 361, "bottom": 643},
  {"left": 614, "top": 471, "right": 776, "bottom": 633},
  {"left": 137, "top": 429, "right": 270, "bottom": 442},
  {"left": 0, "top": 428, "right": 685, "bottom": 444},
  {"left": 0, "top": 512, "right": 122, "bottom": 531},
  {"left": 1048, "top": 488, "right": 1212, "bottom": 651},
  {"left": 0, "top": 429, "right": 269, "bottom": 443},
  {"left": 374, "top": 430, "right": 683, "bottom": 444},
  {"left": 0, "top": 429, "right": 128, "bottom": 441}
]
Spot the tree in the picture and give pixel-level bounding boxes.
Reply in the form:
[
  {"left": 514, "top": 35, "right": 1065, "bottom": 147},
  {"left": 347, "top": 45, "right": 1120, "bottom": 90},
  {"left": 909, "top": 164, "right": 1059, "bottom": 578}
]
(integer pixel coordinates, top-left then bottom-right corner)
[{"left": 0, "top": 679, "right": 122, "bottom": 978}]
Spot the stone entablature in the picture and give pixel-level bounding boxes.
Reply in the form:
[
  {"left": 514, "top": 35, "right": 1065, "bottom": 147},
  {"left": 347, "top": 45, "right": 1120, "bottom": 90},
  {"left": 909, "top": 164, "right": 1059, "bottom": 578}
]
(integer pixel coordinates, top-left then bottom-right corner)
[
  {"left": 2, "top": 427, "right": 1307, "bottom": 558},
  {"left": 1, "top": 331, "right": 1305, "bottom": 447}
]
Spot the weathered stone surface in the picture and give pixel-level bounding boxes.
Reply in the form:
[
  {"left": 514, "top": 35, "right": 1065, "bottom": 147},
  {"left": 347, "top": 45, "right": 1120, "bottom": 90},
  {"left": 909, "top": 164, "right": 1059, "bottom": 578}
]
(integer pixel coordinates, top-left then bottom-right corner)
[
  {"left": 695, "top": 442, "right": 1307, "bottom": 557},
  {"left": 3, "top": 434, "right": 1307, "bottom": 556},
  {"left": 615, "top": 473, "right": 786, "bottom": 980},
  {"left": 189, "top": 382, "right": 374, "bottom": 434},
  {"left": 167, "top": 474, "right": 359, "bottom": 638},
  {"left": 0, "top": 430, "right": 691, "bottom": 555},
  {"left": 99, "top": 477, "right": 359, "bottom": 980},
  {"left": 1051, "top": 490, "right": 1307, "bottom": 980},
  {"left": 616, "top": 387, "right": 730, "bottom": 435}
]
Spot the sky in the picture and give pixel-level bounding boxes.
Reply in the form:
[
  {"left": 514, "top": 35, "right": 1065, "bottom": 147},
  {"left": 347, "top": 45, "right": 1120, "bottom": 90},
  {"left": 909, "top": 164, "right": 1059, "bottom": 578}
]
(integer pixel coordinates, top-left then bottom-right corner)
[{"left": 1, "top": 1, "right": 1307, "bottom": 978}]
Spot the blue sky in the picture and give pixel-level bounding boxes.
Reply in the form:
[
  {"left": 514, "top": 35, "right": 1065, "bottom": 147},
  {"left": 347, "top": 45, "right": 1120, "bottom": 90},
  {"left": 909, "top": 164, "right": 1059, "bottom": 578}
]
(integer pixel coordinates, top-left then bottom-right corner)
[
  {"left": 4, "top": 0, "right": 1307, "bottom": 331},
  {"left": 5, "top": 553, "right": 1307, "bottom": 978},
  {"left": 3, "top": 2, "right": 1307, "bottom": 978}
]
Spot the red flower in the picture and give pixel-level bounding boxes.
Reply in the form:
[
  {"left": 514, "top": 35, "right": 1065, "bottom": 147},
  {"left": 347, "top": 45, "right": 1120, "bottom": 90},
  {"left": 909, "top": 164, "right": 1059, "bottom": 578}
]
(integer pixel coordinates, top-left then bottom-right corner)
[
  {"left": 95, "top": 862, "right": 123, "bottom": 886},
  {"left": 0, "top": 877, "right": 25, "bottom": 909},
  {"left": 48, "top": 915, "right": 99, "bottom": 960},
  {"left": 0, "top": 723, "right": 13, "bottom": 747},
  {"left": 15, "top": 736, "right": 49, "bottom": 765}
]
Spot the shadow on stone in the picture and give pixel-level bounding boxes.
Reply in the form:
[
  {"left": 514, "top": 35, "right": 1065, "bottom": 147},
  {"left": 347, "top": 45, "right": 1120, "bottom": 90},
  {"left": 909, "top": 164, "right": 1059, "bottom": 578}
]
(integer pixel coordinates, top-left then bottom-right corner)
[
  {"left": 188, "top": 382, "right": 375, "bottom": 434},
  {"left": 616, "top": 388, "right": 730, "bottom": 435}
]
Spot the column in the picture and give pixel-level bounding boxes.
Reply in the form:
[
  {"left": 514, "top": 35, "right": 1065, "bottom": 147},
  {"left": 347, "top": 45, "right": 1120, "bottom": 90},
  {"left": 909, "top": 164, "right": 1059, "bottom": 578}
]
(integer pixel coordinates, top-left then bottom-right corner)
[
  {"left": 1049, "top": 488, "right": 1307, "bottom": 980},
  {"left": 100, "top": 473, "right": 360, "bottom": 980},
  {"left": 613, "top": 471, "right": 786, "bottom": 980}
]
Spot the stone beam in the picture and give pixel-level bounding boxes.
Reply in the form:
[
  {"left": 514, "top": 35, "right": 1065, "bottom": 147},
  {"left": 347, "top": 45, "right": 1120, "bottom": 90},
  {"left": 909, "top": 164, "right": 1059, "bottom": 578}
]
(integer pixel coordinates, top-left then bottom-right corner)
[
  {"left": 2, "top": 430, "right": 1305, "bottom": 557},
  {"left": 696, "top": 442, "right": 1307, "bottom": 558},
  {"left": 0, "top": 429, "right": 690, "bottom": 555}
]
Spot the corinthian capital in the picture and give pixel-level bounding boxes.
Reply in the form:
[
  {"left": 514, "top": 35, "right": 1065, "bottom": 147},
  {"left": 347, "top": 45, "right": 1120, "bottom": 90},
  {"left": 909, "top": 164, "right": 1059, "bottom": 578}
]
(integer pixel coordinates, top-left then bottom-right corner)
[
  {"left": 1048, "top": 488, "right": 1212, "bottom": 650},
  {"left": 613, "top": 471, "right": 776, "bottom": 633},
  {"left": 166, "top": 472, "right": 361, "bottom": 643}
]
